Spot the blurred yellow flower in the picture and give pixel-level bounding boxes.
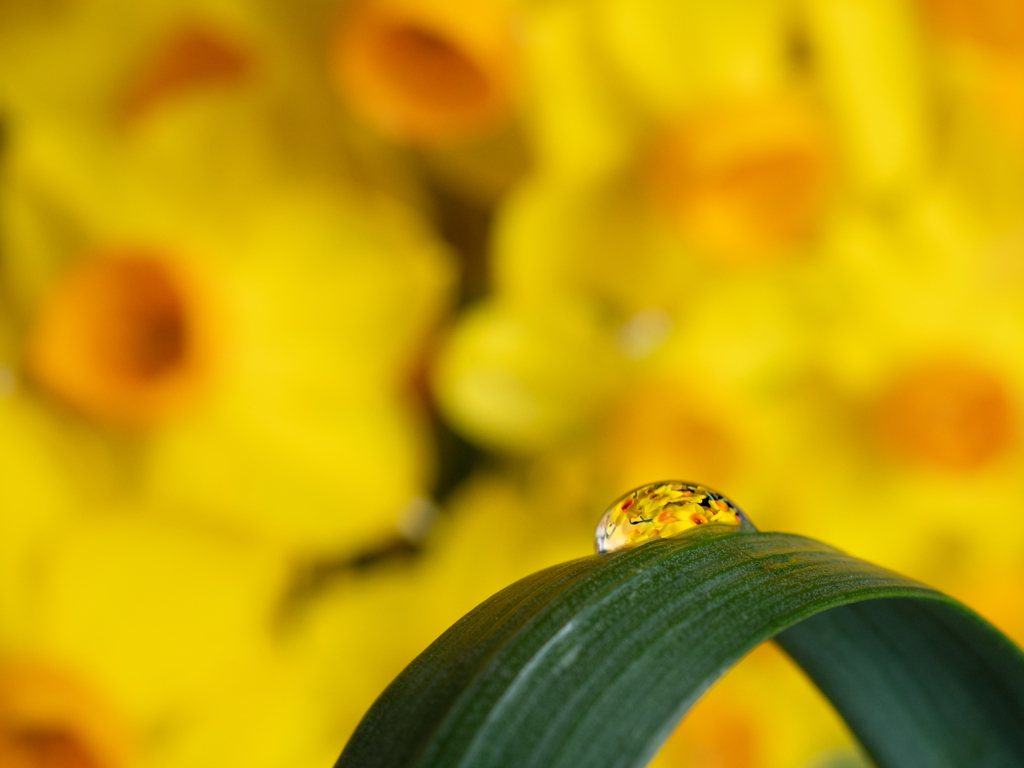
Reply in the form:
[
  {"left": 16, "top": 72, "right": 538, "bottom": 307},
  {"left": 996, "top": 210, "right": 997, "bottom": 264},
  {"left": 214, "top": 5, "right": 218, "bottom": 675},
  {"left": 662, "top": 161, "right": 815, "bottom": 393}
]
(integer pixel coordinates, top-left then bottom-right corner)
[
  {"left": 135, "top": 187, "right": 453, "bottom": 553},
  {"left": 4, "top": 106, "right": 455, "bottom": 550},
  {"left": 433, "top": 297, "right": 625, "bottom": 452}
]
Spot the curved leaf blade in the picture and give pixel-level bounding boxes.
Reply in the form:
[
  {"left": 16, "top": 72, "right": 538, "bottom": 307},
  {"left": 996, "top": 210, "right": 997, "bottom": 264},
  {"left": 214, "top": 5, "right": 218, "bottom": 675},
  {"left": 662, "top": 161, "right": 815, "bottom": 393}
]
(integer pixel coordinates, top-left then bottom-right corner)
[
  {"left": 777, "top": 598, "right": 1024, "bottom": 767},
  {"left": 337, "top": 528, "right": 1024, "bottom": 768}
]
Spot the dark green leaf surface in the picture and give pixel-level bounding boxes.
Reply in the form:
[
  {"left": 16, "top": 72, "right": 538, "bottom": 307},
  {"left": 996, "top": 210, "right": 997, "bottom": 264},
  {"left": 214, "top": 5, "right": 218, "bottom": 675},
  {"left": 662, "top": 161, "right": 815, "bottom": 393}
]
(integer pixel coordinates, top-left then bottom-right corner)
[{"left": 337, "top": 527, "right": 1024, "bottom": 768}]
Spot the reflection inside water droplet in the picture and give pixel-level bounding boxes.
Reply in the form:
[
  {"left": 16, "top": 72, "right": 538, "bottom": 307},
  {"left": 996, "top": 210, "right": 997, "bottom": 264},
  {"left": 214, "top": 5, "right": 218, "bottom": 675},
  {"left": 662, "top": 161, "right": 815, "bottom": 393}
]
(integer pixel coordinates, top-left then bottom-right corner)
[{"left": 595, "top": 480, "right": 747, "bottom": 554}]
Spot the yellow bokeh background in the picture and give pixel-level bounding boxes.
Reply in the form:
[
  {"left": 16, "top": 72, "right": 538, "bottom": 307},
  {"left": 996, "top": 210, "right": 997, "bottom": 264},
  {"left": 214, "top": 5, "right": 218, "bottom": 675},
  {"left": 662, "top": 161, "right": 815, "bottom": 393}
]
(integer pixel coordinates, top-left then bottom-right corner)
[{"left": 1, "top": 0, "right": 1022, "bottom": 766}]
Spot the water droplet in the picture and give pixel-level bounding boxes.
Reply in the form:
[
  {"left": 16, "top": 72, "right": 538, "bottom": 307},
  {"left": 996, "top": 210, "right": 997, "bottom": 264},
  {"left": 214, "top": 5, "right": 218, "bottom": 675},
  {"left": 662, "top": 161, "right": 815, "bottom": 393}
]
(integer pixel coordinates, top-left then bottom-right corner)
[{"left": 595, "top": 480, "right": 747, "bottom": 554}]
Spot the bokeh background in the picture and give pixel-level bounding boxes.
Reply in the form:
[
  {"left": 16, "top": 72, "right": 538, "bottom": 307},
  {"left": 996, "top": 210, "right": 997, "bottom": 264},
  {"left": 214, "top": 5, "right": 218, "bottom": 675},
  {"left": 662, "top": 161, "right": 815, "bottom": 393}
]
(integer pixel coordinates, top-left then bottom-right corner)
[{"left": 0, "top": 0, "right": 1022, "bottom": 766}]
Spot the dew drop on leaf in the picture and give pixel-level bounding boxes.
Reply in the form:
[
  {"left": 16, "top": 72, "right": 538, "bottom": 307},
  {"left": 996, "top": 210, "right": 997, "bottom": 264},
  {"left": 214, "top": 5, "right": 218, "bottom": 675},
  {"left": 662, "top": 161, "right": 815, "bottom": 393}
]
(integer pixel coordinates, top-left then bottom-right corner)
[{"left": 595, "top": 481, "right": 747, "bottom": 554}]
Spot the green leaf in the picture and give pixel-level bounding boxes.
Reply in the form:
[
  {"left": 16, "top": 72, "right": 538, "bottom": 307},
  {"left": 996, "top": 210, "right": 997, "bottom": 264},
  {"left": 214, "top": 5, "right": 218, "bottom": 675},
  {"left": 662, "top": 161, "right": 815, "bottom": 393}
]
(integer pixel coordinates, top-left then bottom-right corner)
[{"left": 337, "top": 527, "right": 1024, "bottom": 768}]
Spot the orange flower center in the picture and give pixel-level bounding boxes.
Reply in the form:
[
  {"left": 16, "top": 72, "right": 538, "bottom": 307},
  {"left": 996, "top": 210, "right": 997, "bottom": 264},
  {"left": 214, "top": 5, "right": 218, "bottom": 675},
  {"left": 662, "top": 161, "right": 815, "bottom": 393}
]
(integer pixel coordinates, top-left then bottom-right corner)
[
  {"left": 377, "top": 24, "right": 491, "bottom": 111},
  {"left": 333, "top": 0, "right": 515, "bottom": 143},
  {"left": 123, "top": 23, "right": 252, "bottom": 121},
  {"left": 1, "top": 726, "right": 99, "bottom": 768},
  {"left": 28, "top": 252, "right": 212, "bottom": 427},
  {"left": 875, "top": 360, "right": 1015, "bottom": 471},
  {"left": 647, "top": 97, "right": 831, "bottom": 263},
  {"left": 0, "top": 662, "right": 131, "bottom": 768},
  {"left": 921, "top": 0, "right": 1024, "bottom": 53}
]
